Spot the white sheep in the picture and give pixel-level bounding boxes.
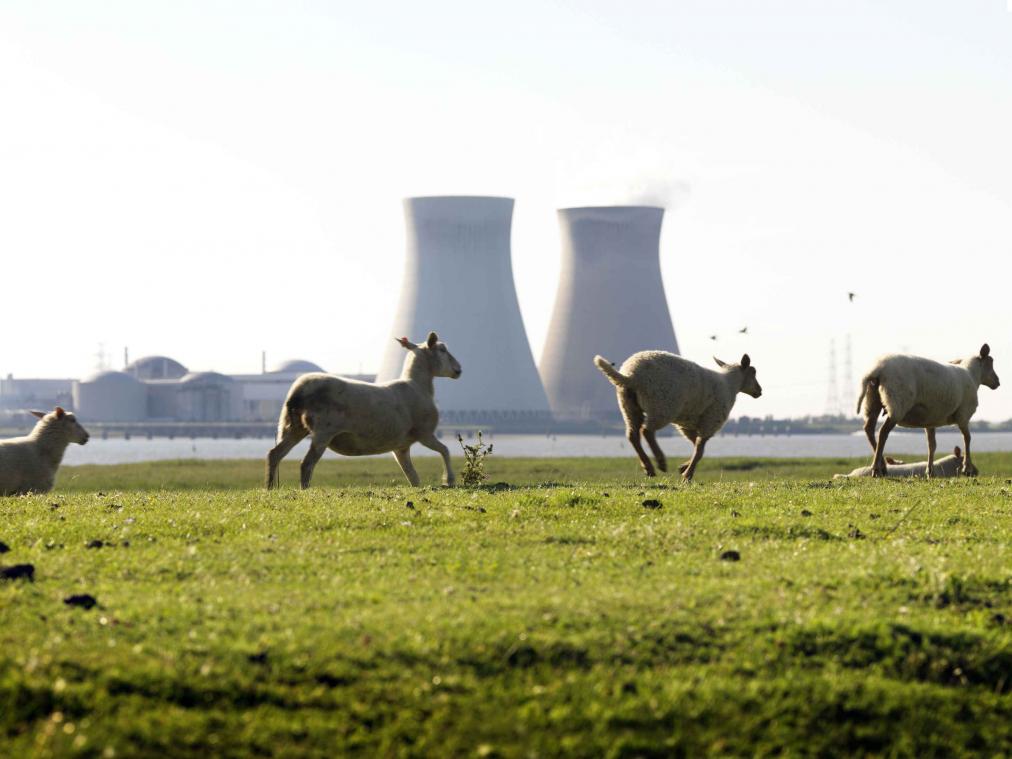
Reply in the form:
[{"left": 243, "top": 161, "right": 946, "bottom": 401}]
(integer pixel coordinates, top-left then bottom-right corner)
[
  {"left": 856, "top": 343, "right": 1000, "bottom": 477},
  {"left": 834, "top": 446, "right": 963, "bottom": 479},
  {"left": 594, "top": 351, "right": 763, "bottom": 481},
  {"left": 0, "top": 407, "right": 90, "bottom": 496},
  {"left": 266, "top": 332, "right": 462, "bottom": 489}
]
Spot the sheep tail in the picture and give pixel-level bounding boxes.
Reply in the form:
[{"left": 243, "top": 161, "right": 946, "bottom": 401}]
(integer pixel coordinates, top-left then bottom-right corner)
[
  {"left": 594, "top": 356, "right": 630, "bottom": 387},
  {"left": 277, "top": 390, "right": 302, "bottom": 444},
  {"left": 855, "top": 374, "right": 878, "bottom": 414}
]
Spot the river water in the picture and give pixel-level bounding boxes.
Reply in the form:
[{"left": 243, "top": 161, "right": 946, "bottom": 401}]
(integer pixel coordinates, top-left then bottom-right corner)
[{"left": 60, "top": 431, "right": 1012, "bottom": 466}]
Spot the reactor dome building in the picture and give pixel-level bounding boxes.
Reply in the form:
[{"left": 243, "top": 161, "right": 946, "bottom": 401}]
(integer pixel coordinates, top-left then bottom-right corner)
[
  {"left": 376, "top": 196, "right": 550, "bottom": 424},
  {"left": 125, "top": 355, "right": 189, "bottom": 381},
  {"left": 73, "top": 370, "right": 148, "bottom": 421},
  {"left": 539, "top": 206, "right": 680, "bottom": 421}
]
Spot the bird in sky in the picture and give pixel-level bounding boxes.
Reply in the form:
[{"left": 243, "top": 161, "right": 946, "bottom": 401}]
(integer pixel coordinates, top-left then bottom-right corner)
[
  {"left": 848, "top": 292, "right": 856, "bottom": 302},
  {"left": 709, "top": 335, "right": 718, "bottom": 341},
  {"left": 739, "top": 326, "right": 748, "bottom": 334}
]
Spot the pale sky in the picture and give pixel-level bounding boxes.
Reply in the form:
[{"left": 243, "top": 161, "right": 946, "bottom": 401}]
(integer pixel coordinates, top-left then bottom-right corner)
[{"left": 2, "top": 1, "right": 1010, "bottom": 419}]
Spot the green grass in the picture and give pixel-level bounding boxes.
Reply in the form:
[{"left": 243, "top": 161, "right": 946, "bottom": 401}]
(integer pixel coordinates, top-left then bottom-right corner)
[
  {"left": 2, "top": 455, "right": 1011, "bottom": 757},
  {"left": 51, "top": 451, "right": 1012, "bottom": 491}
]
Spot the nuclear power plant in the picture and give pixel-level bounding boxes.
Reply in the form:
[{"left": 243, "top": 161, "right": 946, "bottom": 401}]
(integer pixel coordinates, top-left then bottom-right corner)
[
  {"left": 3, "top": 198, "right": 685, "bottom": 434},
  {"left": 376, "top": 196, "right": 551, "bottom": 425},
  {"left": 539, "top": 206, "right": 680, "bottom": 420}
]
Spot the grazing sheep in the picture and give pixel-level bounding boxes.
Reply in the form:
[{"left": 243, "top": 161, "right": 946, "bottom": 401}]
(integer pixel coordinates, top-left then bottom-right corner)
[
  {"left": 594, "top": 351, "right": 762, "bottom": 481},
  {"left": 266, "top": 332, "right": 461, "bottom": 489},
  {"left": 834, "top": 446, "right": 963, "bottom": 479},
  {"left": 857, "top": 344, "right": 999, "bottom": 478},
  {"left": 0, "top": 407, "right": 90, "bottom": 496}
]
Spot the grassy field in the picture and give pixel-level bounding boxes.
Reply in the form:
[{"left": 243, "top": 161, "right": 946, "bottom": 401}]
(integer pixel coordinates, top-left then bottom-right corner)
[{"left": 2, "top": 454, "right": 1011, "bottom": 757}]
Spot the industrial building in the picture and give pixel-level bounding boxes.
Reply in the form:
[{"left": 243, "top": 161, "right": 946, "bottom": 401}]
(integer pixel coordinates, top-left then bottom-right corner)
[
  {"left": 0, "top": 356, "right": 370, "bottom": 425},
  {"left": 376, "top": 196, "right": 551, "bottom": 425},
  {"left": 230, "top": 359, "right": 328, "bottom": 422},
  {"left": 0, "top": 354, "right": 367, "bottom": 426},
  {"left": 74, "top": 370, "right": 148, "bottom": 421},
  {"left": 0, "top": 376, "right": 75, "bottom": 413},
  {"left": 539, "top": 206, "right": 680, "bottom": 421}
]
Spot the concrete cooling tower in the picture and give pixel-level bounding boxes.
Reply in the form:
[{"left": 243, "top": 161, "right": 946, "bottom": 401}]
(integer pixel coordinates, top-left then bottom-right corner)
[
  {"left": 376, "top": 196, "right": 550, "bottom": 423},
  {"left": 539, "top": 206, "right": 680, "bottom": 421}
]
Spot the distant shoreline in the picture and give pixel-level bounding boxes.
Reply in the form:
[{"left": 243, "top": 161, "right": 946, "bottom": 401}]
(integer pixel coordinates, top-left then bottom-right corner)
[{"left": 5, "top": 420, "right": 1011, "bottom": 441}]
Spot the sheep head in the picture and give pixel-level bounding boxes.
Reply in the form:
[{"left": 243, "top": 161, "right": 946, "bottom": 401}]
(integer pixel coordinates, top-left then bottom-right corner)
[
  {"left": 978, "top": 343, "right": 1000, "bottom": 390},
  {"left": 31, "top": 407, "right": 90, "bottom": 445},
  {"left": 398, "top": 333, "right": 461, "bottom": 379},
  {"left": 715, "top": 355, "right": 763, "bottom": 398},
  {"left": 423, "top": 331, "right": 462, "bottom": 379}
]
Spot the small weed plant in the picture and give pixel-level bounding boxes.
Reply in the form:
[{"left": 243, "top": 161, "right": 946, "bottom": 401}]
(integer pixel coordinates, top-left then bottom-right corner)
[{"left": 458, "top": 431, "right": 493, "bottom": 486}]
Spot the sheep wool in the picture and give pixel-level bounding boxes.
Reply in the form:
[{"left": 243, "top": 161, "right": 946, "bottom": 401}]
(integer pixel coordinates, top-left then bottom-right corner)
[
  {"left": 857, "top": 344, "right": 999, "bottom": 477},
  {"left": 266, "top": 332, "right": 462, "bottom": 489},
  {"left": 595, "top": 350, "right": 762, "bottom": 481},
  {"left": 0, "top": 408, "right": 90, "bottom": 496}
]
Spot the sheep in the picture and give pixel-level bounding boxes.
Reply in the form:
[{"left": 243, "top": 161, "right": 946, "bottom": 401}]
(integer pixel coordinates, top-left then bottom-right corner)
[
  {"left": 594, "top": 351, "right": 762, "bottom": 481},
  {"left": 266, "top": 332, "right": 462, "bottom": 490},
  {"left": 0, "top": 407, "right": 90, "bottom": 496},
  {"left": 834, "top": 446, "right": 963, "bottom": 479},
  {"left": 856, "top": 343, "right": 1000, "bottom": 478}
]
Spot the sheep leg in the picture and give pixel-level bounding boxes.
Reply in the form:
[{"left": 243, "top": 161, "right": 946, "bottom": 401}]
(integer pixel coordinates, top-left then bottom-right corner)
[
  {"left": 872, "top": 417, "right": 897, "bottom": 477},
  {"left": 627, "top": 426, "right": 655, "bottom": 477},
  {"left": 418, "top": 434, "right": 455, "bottom": 486},
  {"left": 299, "top": 439, "right": 330, "bottom": 489},
  {"left": 925, "top": 428, "right": 936, "bottom": 478},
  {"left": 862, "top": 387, "right": 883, "bottom": 450},
  {"left": 958, "top": 423, "right": 978, "bottom": 476},
  {"left": 619, "top": 390, "right": 654, "bottom": 476},
  {"left": 863, "top": 415, "right": 878, "bottom": 451},
  {"left": 682, "top": 436, "right": 709, "bottom": 482},
  {"left": 392, "top": 448, "right": 421, "bottom": 486},
  {"left": 677, "top": 427, "right": 699, "bottom": 474},
  {"left": 265, "top": 429, "right": 307, "bottom": 489},
  {"left": 642, "top": 425, "right": 667, "bottom": 473}
]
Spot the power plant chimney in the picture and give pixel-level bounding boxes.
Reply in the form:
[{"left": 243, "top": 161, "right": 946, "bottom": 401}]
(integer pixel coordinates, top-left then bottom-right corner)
[
  {"left": 539, "top": 206, "right": 680, "bottom": 420},
  {"left": 376, "top": 196, "right": 550, "bottom": 421}
]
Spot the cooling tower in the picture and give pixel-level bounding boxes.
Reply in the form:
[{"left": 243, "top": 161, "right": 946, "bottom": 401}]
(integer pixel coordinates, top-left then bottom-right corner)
[
  {"left": 376, "top": 196, "right": 550, "bottom": 422},
  {"left": 539, "top": 206, "right": 680, "bottom": 420}
]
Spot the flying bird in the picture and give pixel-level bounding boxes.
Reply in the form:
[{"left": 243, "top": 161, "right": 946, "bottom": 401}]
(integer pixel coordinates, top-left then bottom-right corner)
[
  {"left": 739, "top": 326, "right": 748, "bottom": 334},
  {"left": 848, "top": 292, "right": 856, "bottom": 302},
  {"left": 709, "top": 335, "right": 718, "bottom": 341}
]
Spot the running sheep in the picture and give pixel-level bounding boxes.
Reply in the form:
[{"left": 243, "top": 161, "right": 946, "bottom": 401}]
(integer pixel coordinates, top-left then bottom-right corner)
[
  {"left": 856, "top": 343, "right": 999, "bottom": 477},
  {"left": 594, "top": 351, "right": 762, "bottom": 481},
  {"left": 266, "top": 332, "right": 461, "bottom": 489},
  {"left": 834, "top": 446, "right": 963, "bottom": 479},
  {"left": 0, "top": 407, "right": 90, "bottom": 496}
]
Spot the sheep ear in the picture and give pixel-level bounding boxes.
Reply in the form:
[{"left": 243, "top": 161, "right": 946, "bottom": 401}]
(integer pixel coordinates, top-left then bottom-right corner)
[
  {"left": 713, "top": 356, "right": 728, "bottom": 368},
  {"left": 395, "top": 336, "right": 415, "bottom": 350},
  {"left": 954, "top": 446, "right": 962, "bottom": 458},
  {"left": 740, "top": 354, "right": 750, "bottom": 369},
  {"left": 426, "top": 332, "right": 438, "bottom": 348},
  {"left": 980, "top": 343, "right": 990, "bottom": 358},
  {"left": 30, "top": 410, "right": 46, "bottom": 419},
  {"left": 54, "top": 406, "right": 66, "bottom": 419}
]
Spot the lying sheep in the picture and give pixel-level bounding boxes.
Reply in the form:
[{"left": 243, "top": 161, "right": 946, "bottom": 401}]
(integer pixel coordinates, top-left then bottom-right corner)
[
  {"left": 594, "top": 351, "right": 762, "bottom": 481},
  {"left": 266, "top": 332, "right": 461, "bottom": 489},
  {"left": 857, "top": 343, "right": 999, "bottom": 477},
  {"left": 0, "top": 407, "right": 90, "bottom": 496},
  {"left": 834, "top": 446, "right": 963, "bottom": 479}
]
